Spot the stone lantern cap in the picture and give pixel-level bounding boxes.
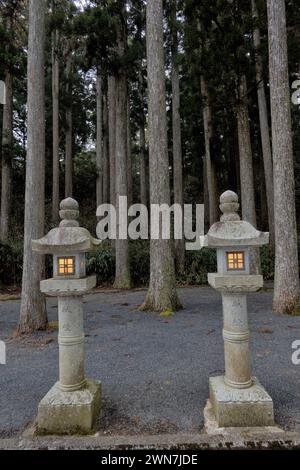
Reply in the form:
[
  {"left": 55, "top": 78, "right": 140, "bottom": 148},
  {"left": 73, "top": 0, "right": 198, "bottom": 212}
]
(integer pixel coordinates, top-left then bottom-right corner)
[
  {"left": 32, "top": 198, "right": 101, "bottom": 255},
  {"left": 201, "top": 190, "right": 269, "bottom": 248}
]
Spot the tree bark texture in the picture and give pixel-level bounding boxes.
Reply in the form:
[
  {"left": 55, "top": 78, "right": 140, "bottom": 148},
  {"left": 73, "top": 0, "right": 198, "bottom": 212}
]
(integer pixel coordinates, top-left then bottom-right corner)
[
  {"left": 96, "top": 70, "right": 103, "bottom": 208},
  {"left": 51, "top": 27, "right": 60, "bottom": 223},
  {"left": 19, "top": 0, "right": 47, "bottom": 334},
  {"left": 114, "top": 7, "right": 131, "bottom": 289},
  {"left": 267, "top": 0, "right": 300, "bottom": 313},
  {"left": 236, "top": 75, "right": 260, "bottom": 274},
  {"left": 65, "top": 48, "right": 73, "bottom": 198},
  {"left": 252, "top": 0, "right": 275, "bottom": 245},
  {"left": 141, "top": 0, "right": 181, "bottom": 311},
  {"left": 0, "top": 71, "right": 13, "bottom": 242},
  {"left": 171, "top": 0, "right": 185, "bottom": 274},
  {"left": 108, "top": 75, "right": 116, "bottom": 207}
]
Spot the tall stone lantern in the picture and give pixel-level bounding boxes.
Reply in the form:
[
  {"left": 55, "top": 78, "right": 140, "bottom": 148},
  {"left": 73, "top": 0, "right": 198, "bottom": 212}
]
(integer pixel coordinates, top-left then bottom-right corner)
[
  {"left": 32, "top": 198, "right": 102, "bottom": 434},
  {"left": 202, "top": 190, "right": 275, "bottom": 429}
]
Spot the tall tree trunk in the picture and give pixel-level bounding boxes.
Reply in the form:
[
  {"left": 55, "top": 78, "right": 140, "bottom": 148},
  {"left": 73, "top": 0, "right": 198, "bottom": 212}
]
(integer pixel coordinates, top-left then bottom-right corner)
[
  {"left": 65, "top": 49, "right": 73, "bottom": 198},
  {"left": 18, "top": 0, "right": 47, "bottom": 334},
  {"left": 203, "top": 156, "right": 210, "bottom": 231},
  {"left": 51, "top": 27, "right": 60, "bottom": 223},
  {"left": 127, "top": 97, "right": 133, "bottom": 207},
  {"left": 102, "top": 90, "right": 109, "bottom": 203},
  {"left": 236, "top": 75, "right": 260, "bottom": 273},
  {"left": 96, "top": 69, "right": 103, "bottom": 208},
  {"left": 114, "top": 5, "right": 131, "bottom": 289},
  {"left": 108, "top": 75, "right": 116, "bottom": 206},
  {"left": 267, "top": 0, "right": 300, "bottom": 313},
  {"left": 138, "top": 68, "right": 147, "bottom": 207},
  {"left": 141, "top": 0, "right": 181, "bottom": 312},
  {"left": 252, "top": 0, "right": 274, "bottom": 245},
  {"left": 0, "top": 71, "right": 13, "bottom": 242},
  {"left": 171, "top": 0, "right": 185, "bottom": 274},
  {"left": 200, "top": 75, "right": 218, "bottom": 226}
]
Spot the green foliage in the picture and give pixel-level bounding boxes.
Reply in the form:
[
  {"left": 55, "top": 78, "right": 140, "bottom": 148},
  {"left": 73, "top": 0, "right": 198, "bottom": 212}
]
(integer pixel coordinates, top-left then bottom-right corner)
[
  {"left": 260, "top": 245, "right": 275, "bottom": 281},
  {"left": 86, "top": 243, "right": 217, "bottom": 287},
  {"left": 178, "top": 248, "right": 217, "bottom": 285},
  {"left": 0, "top": 241, "right": 23, "bottom": 286},
  {"left": 87, "top": 241, "right": 115, "bottom": 285},
  {"left": 129, "top": 240, "right": 150, "bottom": 286},
  {"left": 0, "top": 240, "right": 284, "bottom": 289}
]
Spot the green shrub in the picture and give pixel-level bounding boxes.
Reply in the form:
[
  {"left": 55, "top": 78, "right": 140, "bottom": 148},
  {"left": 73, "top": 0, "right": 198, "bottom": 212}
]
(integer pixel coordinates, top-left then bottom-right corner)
[
  {"left": 260, "top": 245, "right": 275, "bottom": 280},
  {"left": 0, "top": 241, "right": 23, "bottom": 286},
  {"left": 87, "top": 241, "right": 115, "bottom": 285},
  {"left": 0, "top": 238, "right": 278, "bottom": 288},
  {"left": 178, "top": 248, "right": 217, "bottom": 285},
  {"left": 129, "top": 240, "right": 150, "bottom": 286}
]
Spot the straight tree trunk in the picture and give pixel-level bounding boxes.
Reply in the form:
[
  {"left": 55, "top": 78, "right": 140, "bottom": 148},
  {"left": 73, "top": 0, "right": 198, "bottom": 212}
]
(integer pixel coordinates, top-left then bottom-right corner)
[
  {"left": 171, "top": 0, "right": 185, "bottom": 274},
  {"left": 203, "top": 156, "right": 210, "bottom": 231},
  {"left": 65, "top": 49, "right": 73, "bottom": 198},
  {"left": 267, "top": 0, "right": 300, "bottom": 313},
  {"left": 96, "top": 69, "right": 103, "bottom": 208},
  {"left": 251, "top": 0, "right": 274, "bottom": 245},
  {"left": 114, "top": 7, "right": 131, "bottom": 289},
  {"left": 127, "top": 97, "right": 133, "bottom": 207},
  {"left": 236, "top": 75, "right": 260, "bottom": 273},
  {"left": 51, "top": 27, "right": 60, "bottom": 223},
  {"left": 108, "top": 75, "right": 116, "bottom": 206},
  {"left": 0, "top": 71, "right": 13, "bottom": 242},
  {"left": 18, "top": 0, "right": 47, "bottom": 334},
  {"left": 138, "top": 68, "right": 147, "bottom": 207},
  {"left": 141, "top": 0, "right": 181, "bottom": 312},
  {"left": 200, "top": 75, "right": 218, "bottom": 226},
  {"left": 102, "top": 91, "right": 109, "bottom": 203}
]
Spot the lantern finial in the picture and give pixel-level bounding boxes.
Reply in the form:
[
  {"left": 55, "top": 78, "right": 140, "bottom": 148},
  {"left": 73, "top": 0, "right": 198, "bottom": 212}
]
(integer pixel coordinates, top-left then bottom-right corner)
[
  {"left": 59, "top": 197, "right": 80, "bottom": 227},
  {"left": 219, "top": 190, "right": 240, "bottom": 222}
]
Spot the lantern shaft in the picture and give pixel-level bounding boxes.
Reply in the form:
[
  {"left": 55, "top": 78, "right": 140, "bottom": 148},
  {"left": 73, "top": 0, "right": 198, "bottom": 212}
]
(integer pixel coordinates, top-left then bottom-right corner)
[
  {"left": 58, "top": 296, "right": 85, "bottom": 391},
  {"left": 222, "top": 293, "right": 252, "bottom": 388}
]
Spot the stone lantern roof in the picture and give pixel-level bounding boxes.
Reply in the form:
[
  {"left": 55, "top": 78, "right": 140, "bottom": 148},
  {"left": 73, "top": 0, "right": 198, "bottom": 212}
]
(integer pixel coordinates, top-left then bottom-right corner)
[
  {"left": 32, "top": 198, "right": 101, "bottom": 254},
  {"left": 201, "top": 190, "right": 269, "bottom": 248}
]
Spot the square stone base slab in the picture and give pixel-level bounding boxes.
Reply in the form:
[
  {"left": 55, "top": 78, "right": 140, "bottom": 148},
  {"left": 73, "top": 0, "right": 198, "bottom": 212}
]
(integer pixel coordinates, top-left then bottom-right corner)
[
  {"left": 204, "top": 399, "right": 282, "bottom": 436},
  {"left": 206, "top": 376, "right": 274, "bottom": 429},
  {"left": 37, "top": 379, "right": 101, "bottom": 435}
]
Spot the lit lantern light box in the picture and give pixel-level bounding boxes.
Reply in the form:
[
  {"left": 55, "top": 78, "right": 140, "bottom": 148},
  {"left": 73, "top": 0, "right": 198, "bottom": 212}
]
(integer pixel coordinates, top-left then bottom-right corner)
[
  {"left": 226, "top": 251, "right": 245, "bottom": 271},
  {"left": 216, "top": 247, "right": 250, "bottom": 275},
  {"left": 53, "top": 253, "right": 86, "bottom": 279}
]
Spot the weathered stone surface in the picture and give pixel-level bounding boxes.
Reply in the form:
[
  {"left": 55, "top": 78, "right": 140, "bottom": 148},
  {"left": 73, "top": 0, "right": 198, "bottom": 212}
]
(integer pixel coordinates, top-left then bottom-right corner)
[
  {"left": 32, "top": 197, "right": 101, "bottom": 254},
  {"left": 201, "top": 190, "right": 269, "bottom": 247},
  {"left": 40, "top": 275, "right": 97, "bottom": 297},
  {"left": 37, "top": 379, "right": 102, "bottom": 435},
  {"left": 204, "top": 398, "right": 281, "bottom": 436},
  {"left": 208, "top": 376, "right": 274, "bottom": 428},
  {"left": 208, "top": 273, "right": 263, "bottom": 292}
]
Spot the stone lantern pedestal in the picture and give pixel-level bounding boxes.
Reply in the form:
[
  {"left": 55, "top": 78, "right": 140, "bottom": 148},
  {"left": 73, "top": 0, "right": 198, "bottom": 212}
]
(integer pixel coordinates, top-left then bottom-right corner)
[
  {"left": 201, "top": 191, "right": 275, "bottom": 430},
  {"left": 32, "top": 198, "right": 102, "bottom": 434},
  {"left": 37, "top": 276, "right": 101, "bottom": 434},
  {"left": 207, "top": 274, "right": 274, "bottom": 428}
]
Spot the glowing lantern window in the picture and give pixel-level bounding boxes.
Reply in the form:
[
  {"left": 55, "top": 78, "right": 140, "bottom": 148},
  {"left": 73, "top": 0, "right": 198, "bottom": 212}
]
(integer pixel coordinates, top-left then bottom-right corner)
[
  {"left": 226, "top": 251, "right": 245, "bottom": 271},
  {"left": 58, "top": 257, "right": 75, "bottom": 275}
]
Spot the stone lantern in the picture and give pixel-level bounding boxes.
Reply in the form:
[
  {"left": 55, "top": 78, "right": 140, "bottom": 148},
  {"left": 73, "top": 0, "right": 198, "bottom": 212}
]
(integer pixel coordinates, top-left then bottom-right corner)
[
  {"left": 201, "top": 190, "right": 275, "bottom": 429},
  {"left": 32, "top": 197, "right": 102, "bottom": 434}
]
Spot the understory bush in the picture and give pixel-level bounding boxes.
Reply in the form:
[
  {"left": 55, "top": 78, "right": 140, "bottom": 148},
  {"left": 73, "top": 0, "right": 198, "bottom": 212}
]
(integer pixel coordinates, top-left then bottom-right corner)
[
  {"left": 0, "top": 239, "right": 277, "bottom": 288},
  {"left": 0, "top": 241, "right": 23, "bottom": 286}
]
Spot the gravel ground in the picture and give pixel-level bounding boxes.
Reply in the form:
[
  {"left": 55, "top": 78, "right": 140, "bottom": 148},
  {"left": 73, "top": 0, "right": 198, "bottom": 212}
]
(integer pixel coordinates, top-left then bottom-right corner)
[{"left": 0, "top": 286, "right": 299, "bottom": 438}]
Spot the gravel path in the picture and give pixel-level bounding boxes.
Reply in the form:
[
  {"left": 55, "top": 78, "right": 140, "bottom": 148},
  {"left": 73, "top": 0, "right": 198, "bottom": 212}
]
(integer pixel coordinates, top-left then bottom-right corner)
[{"left": 0, "top": 286, "right": 299, "bottom": 437}]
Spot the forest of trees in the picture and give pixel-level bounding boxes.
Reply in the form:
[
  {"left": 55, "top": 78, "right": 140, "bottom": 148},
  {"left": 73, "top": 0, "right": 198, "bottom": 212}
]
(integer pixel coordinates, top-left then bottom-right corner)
[{"left": 0, "top": 0, "right": 300, "bottom": 332}]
